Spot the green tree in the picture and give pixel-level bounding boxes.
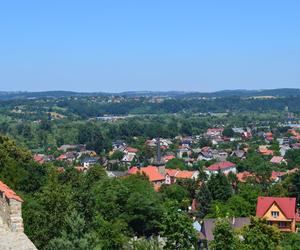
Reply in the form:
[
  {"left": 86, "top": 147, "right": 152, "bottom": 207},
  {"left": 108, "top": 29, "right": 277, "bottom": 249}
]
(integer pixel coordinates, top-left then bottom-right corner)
[
  {"left": 77, "top": 122, "right": 109, "bottom": 153},
  {"left": 161, "top": 203, "right": 197, "bottom": 250},
  {"left": 46, "top": 211, "right": 90, "bottom": 250},
  {"left": 166, "top": 158, "right": 185, "bottom": 170},
  {"left": 110, "top": 150, "right": 125, "bottom": 160},
  {"left": 91, "top": 215, "right": 128, "bottom": 250},
  {"left": 159, "top": 184, "right": 190, "bottom": 209},
  {"left": 281, "top": 233, "right": 300, "bottom": 250},
  {"left": 207, "top": 171, "right": 232, "bottom": 202},
  {"left": 241, "top": 217, "right": 281, "bottom": 250},
  {"left": 223, "top": 127, "right": 234, "bottom": 137},
  {"left": 210, "top": 218, "right": 239, "bottom": 250},
  {"left": 289, "top": 170, "right": 300, "bottom": 203},
  {"left": 196, "top": 183, "right": 212, "bottom": 218},
  {"left": 26, "top": 170, "right": 74, "bottom": 249}
]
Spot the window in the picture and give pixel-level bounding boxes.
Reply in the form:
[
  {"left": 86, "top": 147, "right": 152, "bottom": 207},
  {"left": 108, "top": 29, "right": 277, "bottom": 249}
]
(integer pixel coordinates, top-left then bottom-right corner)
[
  {"left": 279, "top": 221, "right": 287, "bottom": 228},
  {"left": 271, "top": 211, "right": 279, "bottom": 218}
]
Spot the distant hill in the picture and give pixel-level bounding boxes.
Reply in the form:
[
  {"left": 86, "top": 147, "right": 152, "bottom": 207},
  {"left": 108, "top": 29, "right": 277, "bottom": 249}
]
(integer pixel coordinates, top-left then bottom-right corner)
[{"left": 0, "top": 88, "right": 300, "bottom": 100}]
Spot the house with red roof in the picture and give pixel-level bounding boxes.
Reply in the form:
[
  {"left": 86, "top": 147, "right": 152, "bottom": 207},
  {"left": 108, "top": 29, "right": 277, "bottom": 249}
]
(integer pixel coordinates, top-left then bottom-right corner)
[
  {"left": 205, "top": 161, "right": 236, "bottom": 176},
  {"left": 165, "top": 169, "right": 199, "bottom": 184},
  {"left": 264, "top": 132, "right": 274, "bottom": 142},
  {"left": 271, "top": 171, "right": 287, "bottom": 182},
  {"left": 256, "top": 196, "right": 300, "bottom": 232},
  {"left": 258, "top": 145, "right": 274, "bottom": 156},
  {"left": 236, "top": 171, "right": 255, "bottom": 183},
  {"left": 122, "top": 147, "right": 139, "bottom": 165},
  {"left": 128, "top": 166, "right": 199, "bottom": 187},
  {"left": 270, "top": 156, "right": 287, "bottom": 165},
  {"left": 207, "top": 128, "right": 224, "bottom": 137},
  {"left": 163, "top": 155, "right": 176, "bottom": 162},
  {"left": 128, "top": 166, "right": 165, "bottom": 185}
]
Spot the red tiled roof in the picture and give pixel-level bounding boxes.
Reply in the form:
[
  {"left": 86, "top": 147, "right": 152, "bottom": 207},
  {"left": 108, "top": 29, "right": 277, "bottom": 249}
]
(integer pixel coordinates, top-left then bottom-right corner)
[
  {"left": 259, "top": 148, "right": 274, "bottom": 156},
  {"left": 126, "top": 147, "right": 138, "bottom": 153},
  {"left": 0, "top": 180, "right": 23, "bottom": 202},
  {"left": 256, "top": 196, "right": 297, "bottom": 219},
  {"left": 270, "top": 156, "right": 284, "bottom": 164},
  {"left": 56, "top": 154, "right": 67, "bottom": 161},
  {"left": 33, "top": 154, "right": 45, "bottom": 164},
  {"left": 207, "top": 128, "right": 224, "bottom": 133},
  {"left": 165, "top": 169, "right": 178, "bottom": 177},
  {"left": 176, "top": 170, "right": 196, "bottom": 179},
  {"left": 165, "top": 169, "right": 197, "bottom": 179},
  {"left": 128, "top": 166, "right": 165, "bottom": 182},
  {"left": 271, "top": 171, "right": 287, "bottom": 180},
  {"left": 164, "top": 155, "right": 175, "bottom": 162},
  {"left": 206, "top": 161, "right": 236, "bottom": 171},
  {"left": 236, "top": 171, "right": 254, "bottom": 182}
]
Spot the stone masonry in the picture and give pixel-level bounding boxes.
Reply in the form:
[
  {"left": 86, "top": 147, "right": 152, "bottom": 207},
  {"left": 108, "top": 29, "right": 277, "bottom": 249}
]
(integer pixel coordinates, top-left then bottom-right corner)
[{"left": 0, "top": 180, "right": 37, "bottom": 250}]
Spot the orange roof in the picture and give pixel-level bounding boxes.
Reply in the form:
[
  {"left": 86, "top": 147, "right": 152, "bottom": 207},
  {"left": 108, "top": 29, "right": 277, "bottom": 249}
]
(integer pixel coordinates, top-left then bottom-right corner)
[
  {"left": 259, "top": 148, "right": 274, "bottom": 156},
  {"left": 176, "top": 170, "right": 196, "bottom": 178},
  {"left": 126, "top": 147, "right": 138, "bottom": 153},
  {"left": 0, "top": 180, "right": 23, "bottom": 202},
  {"left": 271, "top": 171, "right": 287, "bottom": 180},
  {"left": 270, "top": 156, "right": 284, "bottom": 164},
  {"left": 33, "top": 154, "right": 45, "bottom": 164},
  {"left": 128, "top": 166, "right": 165, "bottom": 182},
  {"left": 236, "top": 171, "right": 255, "bottom": 182},
  {"left": 164, "top": 155, "right": 175, "bottom": 162},
  {"left": 165, "top": 169, "right": 197, "bottom": 179}
]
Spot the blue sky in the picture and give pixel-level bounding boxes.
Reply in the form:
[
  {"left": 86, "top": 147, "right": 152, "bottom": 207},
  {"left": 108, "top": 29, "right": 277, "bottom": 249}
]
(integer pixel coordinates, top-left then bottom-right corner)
[{"left": 1, "top": 1, "right": 300, "bottom": 92}]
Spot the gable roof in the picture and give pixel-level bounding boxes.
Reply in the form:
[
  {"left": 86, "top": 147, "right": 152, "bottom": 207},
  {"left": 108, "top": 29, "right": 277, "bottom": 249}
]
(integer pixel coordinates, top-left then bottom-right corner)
[
  {"left": 165, "top": 169, "right": 197, "bottom": 179},
  {"left": 200, "top": 218, "right": 250, "bottom": 241},
  {"left": 128, "top": 166, "right": 165, "bottom": 182},
  {"left": 256, "top": 196, "right": 297, "bottom": 219},
  {"left": 0, "top": 180, "right": 23, "bottom": 202},
  {"left": 236, "top": 171, "right": 255, "bottom": 182},
  {"left": 206, "top": 161, "right": 236, "bottom": 171},
  {"left": 126, "top": 147, "right": 138, "bottom": 153},
  {"left": 270, "top": 156, "right": 285, "bottom": 164}
]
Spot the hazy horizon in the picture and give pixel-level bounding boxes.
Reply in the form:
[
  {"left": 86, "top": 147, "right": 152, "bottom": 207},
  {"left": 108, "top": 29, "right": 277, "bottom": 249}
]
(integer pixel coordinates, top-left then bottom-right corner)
[{"left": 1, "top": 1, "right": 300, "bottom": 92}]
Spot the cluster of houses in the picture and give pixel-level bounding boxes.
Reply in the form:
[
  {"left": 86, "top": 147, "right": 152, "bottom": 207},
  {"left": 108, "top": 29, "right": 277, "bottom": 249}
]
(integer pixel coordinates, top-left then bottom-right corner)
[
  {"left": 197, "top": 195, "right": 300, "bottom": 248},
  {"left": 34, "top": 144, "right": 99, "bottom": 172},
  {"left": 29, "top": 123, "right": 300, "bottom": 248},
  {"left": 32, "top": 125, "right": 300, "bottom": 180}
]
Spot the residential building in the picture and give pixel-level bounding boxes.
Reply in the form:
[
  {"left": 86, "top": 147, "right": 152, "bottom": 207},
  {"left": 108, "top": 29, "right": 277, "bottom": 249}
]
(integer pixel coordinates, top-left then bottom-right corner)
[
  {"left": 256, "top": 196, "right": 300, "bottom": 232},
  {"left": 165, "top": 169, "right": 199, "bottom": 184},
  {"left": 270, "top": 156, "right": 287, "bottom": 165},
  {"left": 205, "top": 161, "right": 236, "bottom": 176},
  {"left": 198, "top": 217, "right": 250, "bottom": 248}
]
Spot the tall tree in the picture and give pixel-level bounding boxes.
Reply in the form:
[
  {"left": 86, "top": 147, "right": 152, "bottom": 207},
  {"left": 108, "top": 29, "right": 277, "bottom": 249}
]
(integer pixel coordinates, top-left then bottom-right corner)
[
  {"left": 161, "top": 202, "right": 197, "bottom": 250},
  {"left": 46, "top": 211, "right": 90, "bottom": 250},
  {"left": 210, "top": 219, "right": 239, "bottom": 250},
  {"left": 196, "top": 183, "right": 212, "bottom": 218},
  {"left": 207, "top": 171, "right": 232, "bottom": 202},
  {"left": 241, "top": 217, "right": 281, "bottom": 250}
]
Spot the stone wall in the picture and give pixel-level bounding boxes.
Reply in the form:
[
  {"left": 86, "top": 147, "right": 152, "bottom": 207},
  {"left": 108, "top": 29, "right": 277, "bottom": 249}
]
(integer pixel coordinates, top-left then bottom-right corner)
[{"left": 0, "top": 188, "right": 24, "bottom": 232}]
